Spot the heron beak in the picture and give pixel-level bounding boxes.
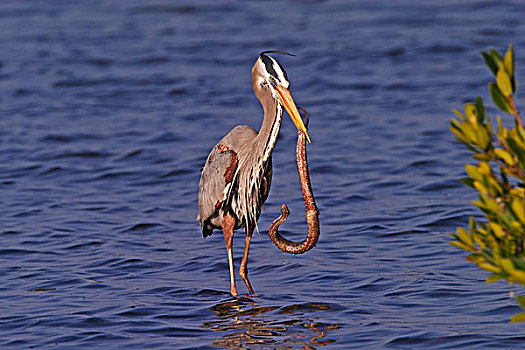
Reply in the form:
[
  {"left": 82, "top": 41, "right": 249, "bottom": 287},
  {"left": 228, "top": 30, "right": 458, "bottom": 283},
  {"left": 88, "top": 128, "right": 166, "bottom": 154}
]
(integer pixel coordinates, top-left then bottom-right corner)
[{"left": 275, "top": 85, "right": 311, "bottom": 143}]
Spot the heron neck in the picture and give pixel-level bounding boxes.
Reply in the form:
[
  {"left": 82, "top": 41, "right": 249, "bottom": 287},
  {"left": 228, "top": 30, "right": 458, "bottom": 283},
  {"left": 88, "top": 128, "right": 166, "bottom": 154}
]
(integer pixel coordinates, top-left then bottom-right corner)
[{"left": 255, "top": 96, "right": 282, "bottom": 163}]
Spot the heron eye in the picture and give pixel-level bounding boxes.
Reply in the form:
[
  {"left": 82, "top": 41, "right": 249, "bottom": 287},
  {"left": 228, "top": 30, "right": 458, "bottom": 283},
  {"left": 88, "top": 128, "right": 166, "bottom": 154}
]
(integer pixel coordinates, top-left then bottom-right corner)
[{"left": 269, "top": 76, "right": 278, "bottom": 87}]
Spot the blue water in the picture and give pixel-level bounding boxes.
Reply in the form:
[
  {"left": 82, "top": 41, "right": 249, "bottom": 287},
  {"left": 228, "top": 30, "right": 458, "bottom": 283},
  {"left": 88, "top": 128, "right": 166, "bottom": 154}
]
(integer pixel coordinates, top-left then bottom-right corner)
[{"left": 2, "top": 0, "right": 525, "bottom": 348}]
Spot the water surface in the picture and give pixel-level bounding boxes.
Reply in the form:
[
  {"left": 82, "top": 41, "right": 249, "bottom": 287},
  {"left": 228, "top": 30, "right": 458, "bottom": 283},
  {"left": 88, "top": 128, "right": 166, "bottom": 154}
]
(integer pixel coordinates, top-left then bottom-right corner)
[{"left": 2, "top": 0, "right": 525, "bottom": 348}]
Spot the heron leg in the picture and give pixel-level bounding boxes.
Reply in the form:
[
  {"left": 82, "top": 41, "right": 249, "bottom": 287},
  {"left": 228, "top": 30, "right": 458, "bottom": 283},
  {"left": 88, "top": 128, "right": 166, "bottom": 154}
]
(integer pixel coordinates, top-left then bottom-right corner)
[
  {"left": 239, "top": 223, "right": 255, "bottom": 294},
  {"left": 222, "top": 213, "right": 237, "bottom": 296}
]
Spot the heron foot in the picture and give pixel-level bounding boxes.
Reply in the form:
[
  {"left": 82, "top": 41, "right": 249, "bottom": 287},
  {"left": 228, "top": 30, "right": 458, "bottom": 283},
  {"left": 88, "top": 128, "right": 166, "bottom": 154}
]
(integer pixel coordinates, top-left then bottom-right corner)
[
  {"left": 231, "top": 284, "right": 238, "bottom": 296},
  {"left": 239, "top": 265, "right": 254, "bottom": 294}
]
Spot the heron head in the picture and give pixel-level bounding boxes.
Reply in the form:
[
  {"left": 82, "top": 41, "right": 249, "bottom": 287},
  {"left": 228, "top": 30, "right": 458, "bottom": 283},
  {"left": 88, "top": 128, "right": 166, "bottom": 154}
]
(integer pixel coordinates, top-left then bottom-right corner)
[{"left": 253, "top": 51, "right": 310, "bottom": 143}]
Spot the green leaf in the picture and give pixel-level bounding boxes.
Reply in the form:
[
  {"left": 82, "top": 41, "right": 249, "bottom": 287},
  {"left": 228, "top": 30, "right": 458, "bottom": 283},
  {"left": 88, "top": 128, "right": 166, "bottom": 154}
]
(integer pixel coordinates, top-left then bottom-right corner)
[
  {"left": 510, "top": 312, "right": 525, "bottom": 323},
  {"left": 457, "top": 227, "right": 475, "bottom": 247},
  {"left": 460, "top": 177, "right": 475, "bottom": 188},
  {"left": 482, "top": 196, "right": 501, "bottom": 214},
  {"left": 450, "top": 126, "right": 464, "bottom": 141},
  {"left": 497, "top": 69, "right": 513, "bottom": 97},
  {"left": 469, "top": 216, "right": 476, "bottom": 233},
  {"left": 465, "top": 125, "right": 479, "bottom": 144},
  {"left": 510, "top": 270, "right": 525, "bottom": 285},
  {"left": 472, "top": 232, "right": 486, "bottom": 251},
  {"left": 494, "top": 148, "right": 514, "bottom": 165},
  {"left": 450, "top": 118, "right": 463, "bottom": 133},
  {"left": 517, "top": 126, "right": 525, "bottom": 142},
  {"left": 511, "top": 198, "right": 525, "bottom": 222},
  {"left": 473, "top": 153, "right": 490, "bottom": 161},
  {"left": 464, "top": 104, "right": 478, "bottom": 124},
  {"left": 500, "top": 258, "right": 514, "bottom": 272},
  {"left": 489, "top": 48, "right": 504, "bottom": 66},
  {"left": 489, "top": 222, "right": 505, "bottom": 238},
  {"left": 478, "top": 262, "right": 500, "bottom": 273},
  {"left": 504, "top": 44, "right": 516, "bottom": 93},
  {"left": 486, "top": 273, "right": 504, "bottom": 283},
  {"left": 489, "top": 83, "right": 513, "bottom": 113},
  {"left": 477, "top": 126, "right": 492, "bottom": 152},
  {"left": 478, "top": 161, "right": 491, "bottom": 174},
  {"left": 474, "top": 181, "right": 488, "bottom": 195},
  {"left": 475, "top": 96, "right": 485, "bottom": 123},
  {"left": 450, "top": 240, "right": 476, "bottom": 253},
  {"left": 497, "top": 115, "right": 505, "bottom": 135},
  {"left": 481, "top": 51, "right": 498, "bottom": 76},
  {"left": 452, "top": 108, "right": 465, "bottom": 120},
  {"left": 513, "top": 259, "right": 525, "bottom": 273},
  {"left": 508, "top": 137, "right": 525, "bottom": 168},
  {"left": 516, "top": 295, "right": 525, "bottom": 309},
  {"left": 504, "top": 44, "right": 514, "bottom": 76},
  {"left": 465, "top": 164, "right": 481, "bottom": 181}
]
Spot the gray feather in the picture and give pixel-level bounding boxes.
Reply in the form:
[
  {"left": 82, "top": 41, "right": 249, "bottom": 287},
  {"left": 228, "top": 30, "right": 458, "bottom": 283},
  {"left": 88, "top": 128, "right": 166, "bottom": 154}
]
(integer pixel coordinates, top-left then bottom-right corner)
[{"left": 197, "top": 125, "right": 259, "bottom": 235}]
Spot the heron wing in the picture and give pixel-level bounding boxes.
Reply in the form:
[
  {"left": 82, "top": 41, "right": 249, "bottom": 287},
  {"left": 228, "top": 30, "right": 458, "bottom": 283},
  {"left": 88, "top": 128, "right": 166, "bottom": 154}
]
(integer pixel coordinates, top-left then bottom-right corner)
[{"left": 197, "top": 126, "right": 257, "bottom": 236}]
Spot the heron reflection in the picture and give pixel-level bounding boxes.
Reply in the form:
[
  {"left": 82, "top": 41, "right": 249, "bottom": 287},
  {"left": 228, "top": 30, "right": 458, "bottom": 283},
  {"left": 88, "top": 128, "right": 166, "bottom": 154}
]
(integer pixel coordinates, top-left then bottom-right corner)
[{"left": 202, "top": 297, "right": 339, "bottom": 348}]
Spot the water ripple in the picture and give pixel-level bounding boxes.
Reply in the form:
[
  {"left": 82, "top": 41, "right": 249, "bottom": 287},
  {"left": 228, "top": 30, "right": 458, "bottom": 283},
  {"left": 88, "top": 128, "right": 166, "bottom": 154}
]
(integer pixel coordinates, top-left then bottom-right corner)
[{"left": 2, "top": 0, "right": 525, "bottom": 348}]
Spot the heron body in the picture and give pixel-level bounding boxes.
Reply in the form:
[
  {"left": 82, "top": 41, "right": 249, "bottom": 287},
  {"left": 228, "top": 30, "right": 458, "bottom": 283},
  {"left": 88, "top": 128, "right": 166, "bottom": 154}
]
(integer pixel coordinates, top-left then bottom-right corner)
[{"left": 197, "top": 51, "right": 310, "bottom": 296}]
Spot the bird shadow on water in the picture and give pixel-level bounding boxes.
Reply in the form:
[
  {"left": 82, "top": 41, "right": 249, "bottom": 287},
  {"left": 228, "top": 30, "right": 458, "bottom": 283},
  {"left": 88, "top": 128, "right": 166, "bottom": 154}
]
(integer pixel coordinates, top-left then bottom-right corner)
[{"left": 199, "top": 291, "right": 340, "bottom": 349}]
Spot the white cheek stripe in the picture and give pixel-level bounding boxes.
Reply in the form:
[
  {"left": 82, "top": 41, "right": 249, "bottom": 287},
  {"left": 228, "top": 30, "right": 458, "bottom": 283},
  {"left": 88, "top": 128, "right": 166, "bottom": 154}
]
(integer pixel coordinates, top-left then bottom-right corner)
[
  {"left": 268, "top": 57, "right": 289, "bottom": 88},
  {"left": 263, "top": 105, "right": 282, "bottom": 162}
]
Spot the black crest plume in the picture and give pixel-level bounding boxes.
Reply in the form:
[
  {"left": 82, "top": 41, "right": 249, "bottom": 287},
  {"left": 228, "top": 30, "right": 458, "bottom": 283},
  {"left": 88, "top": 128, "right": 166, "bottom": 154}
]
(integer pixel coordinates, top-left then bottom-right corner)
[
  {"left": 258, "top": 51, "right": 295, "bottom": 83},
  {"left": 259, "top": 50, "right": 295, "bottom": 57}
]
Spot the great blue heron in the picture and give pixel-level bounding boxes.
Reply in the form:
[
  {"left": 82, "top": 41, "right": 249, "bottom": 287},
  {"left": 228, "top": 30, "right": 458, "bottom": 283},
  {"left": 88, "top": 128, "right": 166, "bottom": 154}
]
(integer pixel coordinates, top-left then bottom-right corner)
[{"left": 197, "top": 51, "right": 318, "bottom": 296}]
